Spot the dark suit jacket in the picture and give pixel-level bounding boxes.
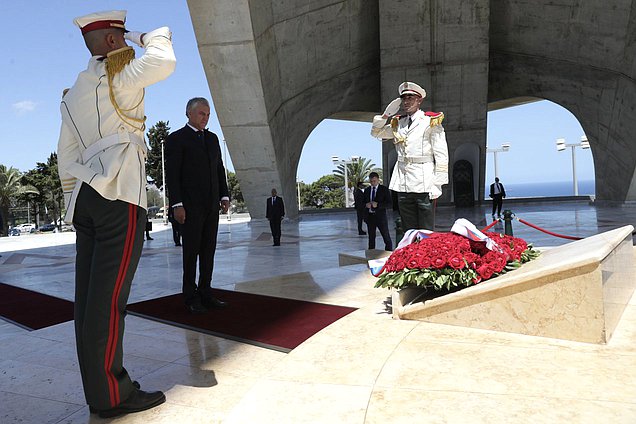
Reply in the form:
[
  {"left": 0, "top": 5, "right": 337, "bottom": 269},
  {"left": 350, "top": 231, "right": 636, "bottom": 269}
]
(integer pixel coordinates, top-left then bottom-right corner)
[
  {"left": 165, "top": 125, "right": 229, "bottom": 211},
  {"left": 363, "top": 184, "right": 392, "bottom": 218},
  {"left": 489, "top": 182, "right": 506, "bottom": 198},
  {"left": 353, "top": 188, "right": 365, "bottom": 210},
  {"left": 266, "top": 196, "right": 285, "bottom": 220}
]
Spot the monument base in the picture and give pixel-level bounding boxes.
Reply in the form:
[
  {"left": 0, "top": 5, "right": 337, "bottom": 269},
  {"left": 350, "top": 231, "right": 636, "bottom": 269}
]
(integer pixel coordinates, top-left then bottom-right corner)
[{"left": 391, "top": 226, "right": 635, "bottom": 344}]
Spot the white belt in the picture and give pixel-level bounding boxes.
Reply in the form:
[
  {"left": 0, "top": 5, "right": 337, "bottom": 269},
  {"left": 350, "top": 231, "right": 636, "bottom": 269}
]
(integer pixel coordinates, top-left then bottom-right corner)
[
  {"left": 81, "top": 129, "right": 146, "bottom": 164},
  {"left": 398, "top": 155, "right": 433, "bottom": 164}
]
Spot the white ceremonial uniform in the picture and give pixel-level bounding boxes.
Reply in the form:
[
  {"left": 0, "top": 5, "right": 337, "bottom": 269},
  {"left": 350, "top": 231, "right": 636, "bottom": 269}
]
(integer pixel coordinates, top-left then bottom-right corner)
[
  {"left": 58, "top": 27, "right": 176, "bottom": 223},
  {"left": 371, "top": 109, "right": 449, "bottom": 199}
]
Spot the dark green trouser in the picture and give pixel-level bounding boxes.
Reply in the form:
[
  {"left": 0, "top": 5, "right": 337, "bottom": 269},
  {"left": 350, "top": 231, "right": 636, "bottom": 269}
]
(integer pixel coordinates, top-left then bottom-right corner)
[
  {"left": 73, "top": 184, "right": 145, "bottom": 409},
  {"left": 397, "top": 191, "right": 434, "bottom": 232}
]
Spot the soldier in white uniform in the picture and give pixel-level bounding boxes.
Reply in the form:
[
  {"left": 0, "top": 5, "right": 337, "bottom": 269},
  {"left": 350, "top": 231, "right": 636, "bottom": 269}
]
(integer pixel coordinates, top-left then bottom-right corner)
[
  {"left": 371, "top": 82, "right": 449, "bottom": 232},
  {"left": 57, "top": 10, "right": 175, "bottom": 418}
]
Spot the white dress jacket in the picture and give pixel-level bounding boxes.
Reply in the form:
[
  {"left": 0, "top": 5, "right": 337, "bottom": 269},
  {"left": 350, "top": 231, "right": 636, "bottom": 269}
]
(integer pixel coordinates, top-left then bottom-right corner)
[
  {"left": 58, "top": 27, "right": 176, "bottom": 223},
  {"left": 371, "top": 109, "right": 449, "bottom": 198}
]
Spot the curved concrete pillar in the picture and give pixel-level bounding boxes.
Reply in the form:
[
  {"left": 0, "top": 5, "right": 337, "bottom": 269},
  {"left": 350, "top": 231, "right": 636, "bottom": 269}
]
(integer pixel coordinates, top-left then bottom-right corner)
[
  {"left": 188, "top": 0, "right": 636, "bottom": 210},
  {"left": 187, "top": 0, "right": 380, "bottom": 218},
  {"left": 489, "top": 0, "right": 636, "bottom": 202}
]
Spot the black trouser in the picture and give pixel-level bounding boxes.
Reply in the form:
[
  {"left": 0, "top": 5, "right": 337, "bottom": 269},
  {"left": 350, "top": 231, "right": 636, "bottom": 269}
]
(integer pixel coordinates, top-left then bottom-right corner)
[
  {"left": 170, "top": 221, "right": 181, "bottom": 245},
  {"left": 397, "top": 192, "right": 433, "bottom": 232},
  {"left": 180, "top": 205, "right": 219, "bottom": 304},
  {"left": 365, "top": 211, "right": 393, "bottom": 251},
  {"left": 73, "top": 183, "right": 145, "bottom": 410},
  {"left": 492, "top": 194, "right": 504, "bottom": 216},
  {"left": 269, "top": 218, "right": 282, "bottom": 245},
  {"left": 355, "top": 207, "right": 365, "bottom": 233}
]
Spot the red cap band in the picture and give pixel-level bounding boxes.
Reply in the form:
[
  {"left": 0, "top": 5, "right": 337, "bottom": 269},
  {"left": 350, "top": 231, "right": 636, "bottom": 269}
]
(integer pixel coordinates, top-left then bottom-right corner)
[{"left": 80, "top": 20, "right": 125, "bottom": 35}]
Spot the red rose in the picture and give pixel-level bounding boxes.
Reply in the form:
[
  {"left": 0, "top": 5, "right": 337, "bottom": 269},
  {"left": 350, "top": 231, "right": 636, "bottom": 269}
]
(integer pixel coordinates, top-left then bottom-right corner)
[
  {"left": 476, "top": 264, "right": 495, "bottom": 280},
  {"left": 447, "top": 253, "right": 465, "bottom": 269},
  {"left": 431, "top": 256, "right": 446, "bottom": 269}
]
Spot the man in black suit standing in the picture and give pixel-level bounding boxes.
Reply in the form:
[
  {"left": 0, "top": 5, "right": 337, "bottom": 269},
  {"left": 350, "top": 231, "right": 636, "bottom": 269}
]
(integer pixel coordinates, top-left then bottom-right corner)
[
  {"left": 266, "top": 188, "right": 285, "bottom": 246},
  {"left": 165, "top": 97, "right": 230, "bottom": 314},
  {"left": 364, "top": 172, "right": 393, "bottom": 251},
  {"left": 353, "top": 182, "right": 367, "bottom": 235},
  {"left": 489, "top": 177, "right": 506, "bottom": 219}
]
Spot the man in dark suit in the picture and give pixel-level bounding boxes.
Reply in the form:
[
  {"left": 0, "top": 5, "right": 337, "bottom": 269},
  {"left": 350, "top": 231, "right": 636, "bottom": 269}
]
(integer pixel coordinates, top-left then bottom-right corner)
[
  {"left": 353, "top": 182, "right": 367, "bottom": 235},
  {"left": 489, "top": 177, "right": 506, "bottom": 219},
  {"left": 165, "top": 97, "right": 230, "bottom": 314},
  {"left": 266, "top": 188, "right": 285, "bottom": 246},
  {"left": 364, "top": 172, "right": 393, "bottom": 251}
]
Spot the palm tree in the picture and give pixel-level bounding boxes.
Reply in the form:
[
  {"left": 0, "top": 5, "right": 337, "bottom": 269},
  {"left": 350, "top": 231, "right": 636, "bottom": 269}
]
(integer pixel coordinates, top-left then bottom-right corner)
[
  {"left": 332, "top": 157, "right": 376, "bottom": 188},
  {"left": 0, "top": 164, "right": 39, "bottom": 236}
]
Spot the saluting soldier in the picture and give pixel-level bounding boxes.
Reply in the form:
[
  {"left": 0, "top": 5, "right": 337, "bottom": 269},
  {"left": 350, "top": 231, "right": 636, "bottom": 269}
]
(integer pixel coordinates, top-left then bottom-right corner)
[
  {"left": 57, "top": 10, "right": 175, "bottom": 418},
  {"left": 371, "top": 82, "right": 449, "bottom": 232}
]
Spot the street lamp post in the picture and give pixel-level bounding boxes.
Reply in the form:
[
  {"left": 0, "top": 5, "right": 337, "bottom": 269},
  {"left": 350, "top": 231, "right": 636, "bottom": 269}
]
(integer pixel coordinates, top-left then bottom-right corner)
[
  {"left": 222, "top": 139, "right": 231, "bottom": 221},
  {"left": 331, "top": 155, "right": 359, "bottom": 208},
  {"left": 296, "top": 178, "right": 303, "bottom": 211},
  {"left": 556, "top": 136, "right": 590, "bottom": 196},
  {"left": 486, "top": 143, "right": 511, "bottom": 178},
  {"left": 161, "top": 140, "right": 168, "bottom": 225}
]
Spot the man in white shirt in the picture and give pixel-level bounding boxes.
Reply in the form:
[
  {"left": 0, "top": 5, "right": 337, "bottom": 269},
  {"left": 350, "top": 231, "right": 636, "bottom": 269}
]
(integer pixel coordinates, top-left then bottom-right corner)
[
  {"left": 57, "top": 10, "right": 175, "bottom": 418},
  {"left": 489, "top": 177, "right": 507, "bottom": 219}
]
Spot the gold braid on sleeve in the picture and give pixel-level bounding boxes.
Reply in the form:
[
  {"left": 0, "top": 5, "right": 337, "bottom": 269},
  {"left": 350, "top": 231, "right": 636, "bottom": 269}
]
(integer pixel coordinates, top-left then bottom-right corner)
[
  {"left": 391, "top": 116, "right": 406, "bottom": 145},
  {"left": 105, "top": 46, "right": 147, "bottom": 132}
]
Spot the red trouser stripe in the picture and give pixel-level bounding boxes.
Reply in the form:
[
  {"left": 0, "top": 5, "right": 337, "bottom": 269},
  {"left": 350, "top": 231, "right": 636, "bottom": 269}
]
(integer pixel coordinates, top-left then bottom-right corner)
[{"left": 104, "top": 204, "right": 137, "bottom": 406}]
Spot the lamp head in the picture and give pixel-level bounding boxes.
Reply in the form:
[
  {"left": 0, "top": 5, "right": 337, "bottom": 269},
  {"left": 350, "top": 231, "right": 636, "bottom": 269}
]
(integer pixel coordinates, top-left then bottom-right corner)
[
  {"left": 580, "top": 135, "right": 590, "bottom": 149},
  {"left": 556, "top": 138, "right": 566, "bottom": 151}
]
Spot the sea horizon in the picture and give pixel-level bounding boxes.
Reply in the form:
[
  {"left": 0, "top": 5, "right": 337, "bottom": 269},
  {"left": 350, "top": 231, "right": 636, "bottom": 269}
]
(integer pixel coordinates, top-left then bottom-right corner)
[{"left": 487, "top": 180, "right": 595, "bottom": 198}]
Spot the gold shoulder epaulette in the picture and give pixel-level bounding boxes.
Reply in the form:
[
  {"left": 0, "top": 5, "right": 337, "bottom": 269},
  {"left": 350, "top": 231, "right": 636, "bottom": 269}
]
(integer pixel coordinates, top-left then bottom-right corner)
[{"left": 425, "top": 111, "right": 444, "bottom": 127}]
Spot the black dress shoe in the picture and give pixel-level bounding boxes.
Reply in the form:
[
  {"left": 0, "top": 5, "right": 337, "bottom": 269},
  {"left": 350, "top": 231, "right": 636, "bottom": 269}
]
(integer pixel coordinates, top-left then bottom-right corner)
[
  {"left": 187, "top": 300, "right": 207, "bottom": 314},
  {"left": 201, "top": 295, "right": 228, "bottom": 309},
  {"left": 97, "top": 389, "right": 166, "bottom": 418},
  {"left": 358, "top": 232, "right": 367, "bottom": 235},
  {"left": 89, "top": 381, "right": 141, "bottom": 414}
]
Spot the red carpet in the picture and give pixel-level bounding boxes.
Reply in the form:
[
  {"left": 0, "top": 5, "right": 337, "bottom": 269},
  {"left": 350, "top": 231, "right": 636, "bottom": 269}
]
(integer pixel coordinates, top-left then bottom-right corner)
[
  {"left": 127, "top": 289, "right": 357, "bottom": 352},
  {"left": 0, "top": 283, "right": 74, "bottom": 330}
]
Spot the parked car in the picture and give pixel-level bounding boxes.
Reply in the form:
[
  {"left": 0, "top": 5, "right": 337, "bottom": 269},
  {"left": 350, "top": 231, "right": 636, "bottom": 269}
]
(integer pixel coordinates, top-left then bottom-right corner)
[
  {"left": 39, "top": 223, "right": 56, "bottom": 232},
  {"left": 17, "top": 223, "right": 36, "bottom": 233},
  {"left": 147, "top": 206, "right": 160, "bottom": 219},
  {"left": 155, "top": 206, "right": 166, "bottom": 219}
]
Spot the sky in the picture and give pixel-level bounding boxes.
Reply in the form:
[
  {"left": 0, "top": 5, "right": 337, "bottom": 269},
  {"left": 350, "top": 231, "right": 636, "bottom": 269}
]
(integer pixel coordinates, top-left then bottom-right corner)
[{"left": 1, "top": 0, "right": 594, "bottom": 190}]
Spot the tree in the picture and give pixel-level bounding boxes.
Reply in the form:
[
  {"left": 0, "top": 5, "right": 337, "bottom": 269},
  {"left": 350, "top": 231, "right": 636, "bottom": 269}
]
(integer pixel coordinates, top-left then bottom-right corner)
[
  {"left": 0, "top": 165, "right": 38, "bottom": 236},
  {"left": 20, "top": 154, "right": 63, "bottom": 228},
  {"left": 332, "top": 157, "right": 377, "bottom": 188},
  {"left": 146, "top": 121, "right": 171, "bottom": 188},
  {"left": 302, "top": 174, "right": 344, "bottom": 209},
  {"left": 226, "top": 171, "right": 244, "bottom": 205}
]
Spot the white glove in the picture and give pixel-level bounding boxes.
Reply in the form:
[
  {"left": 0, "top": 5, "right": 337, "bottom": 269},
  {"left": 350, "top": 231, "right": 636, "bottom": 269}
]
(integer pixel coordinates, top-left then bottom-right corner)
[
  {"left": 383, "top": 98, "right": 402, "bottom": 117},
  {"left": 124, "top": 31, "right": 145, "bottom": 48},
  {"left": 433, "top": 171, "right": 448, "bottom": 186},
  {"left": 429, "top": 185, "right": 442, "bottom": 200}
]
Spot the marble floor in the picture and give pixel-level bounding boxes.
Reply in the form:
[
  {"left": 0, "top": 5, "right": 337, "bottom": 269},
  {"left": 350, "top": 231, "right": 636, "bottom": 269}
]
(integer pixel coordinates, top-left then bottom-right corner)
[{"left": 1, "top": 201, "right": 636, "bottom": 423}]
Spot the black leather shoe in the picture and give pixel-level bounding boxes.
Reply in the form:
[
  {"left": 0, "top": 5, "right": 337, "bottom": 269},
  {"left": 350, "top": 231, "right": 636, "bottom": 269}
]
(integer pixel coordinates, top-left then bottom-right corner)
[
  {"left": 358, "top": 232, "right": 367, "bottom": 235},
  {"left": 97, "top": 389, "right": 166, "bottom": 418},
  {"left": 187, "top": 299, "right": 207, "bottom": 314},
  {"left": 89, "top": 381, "right": 141, "bottom": 413},
  {"left": 201, "top": 295, "right": 228, "bottom": 309}
]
